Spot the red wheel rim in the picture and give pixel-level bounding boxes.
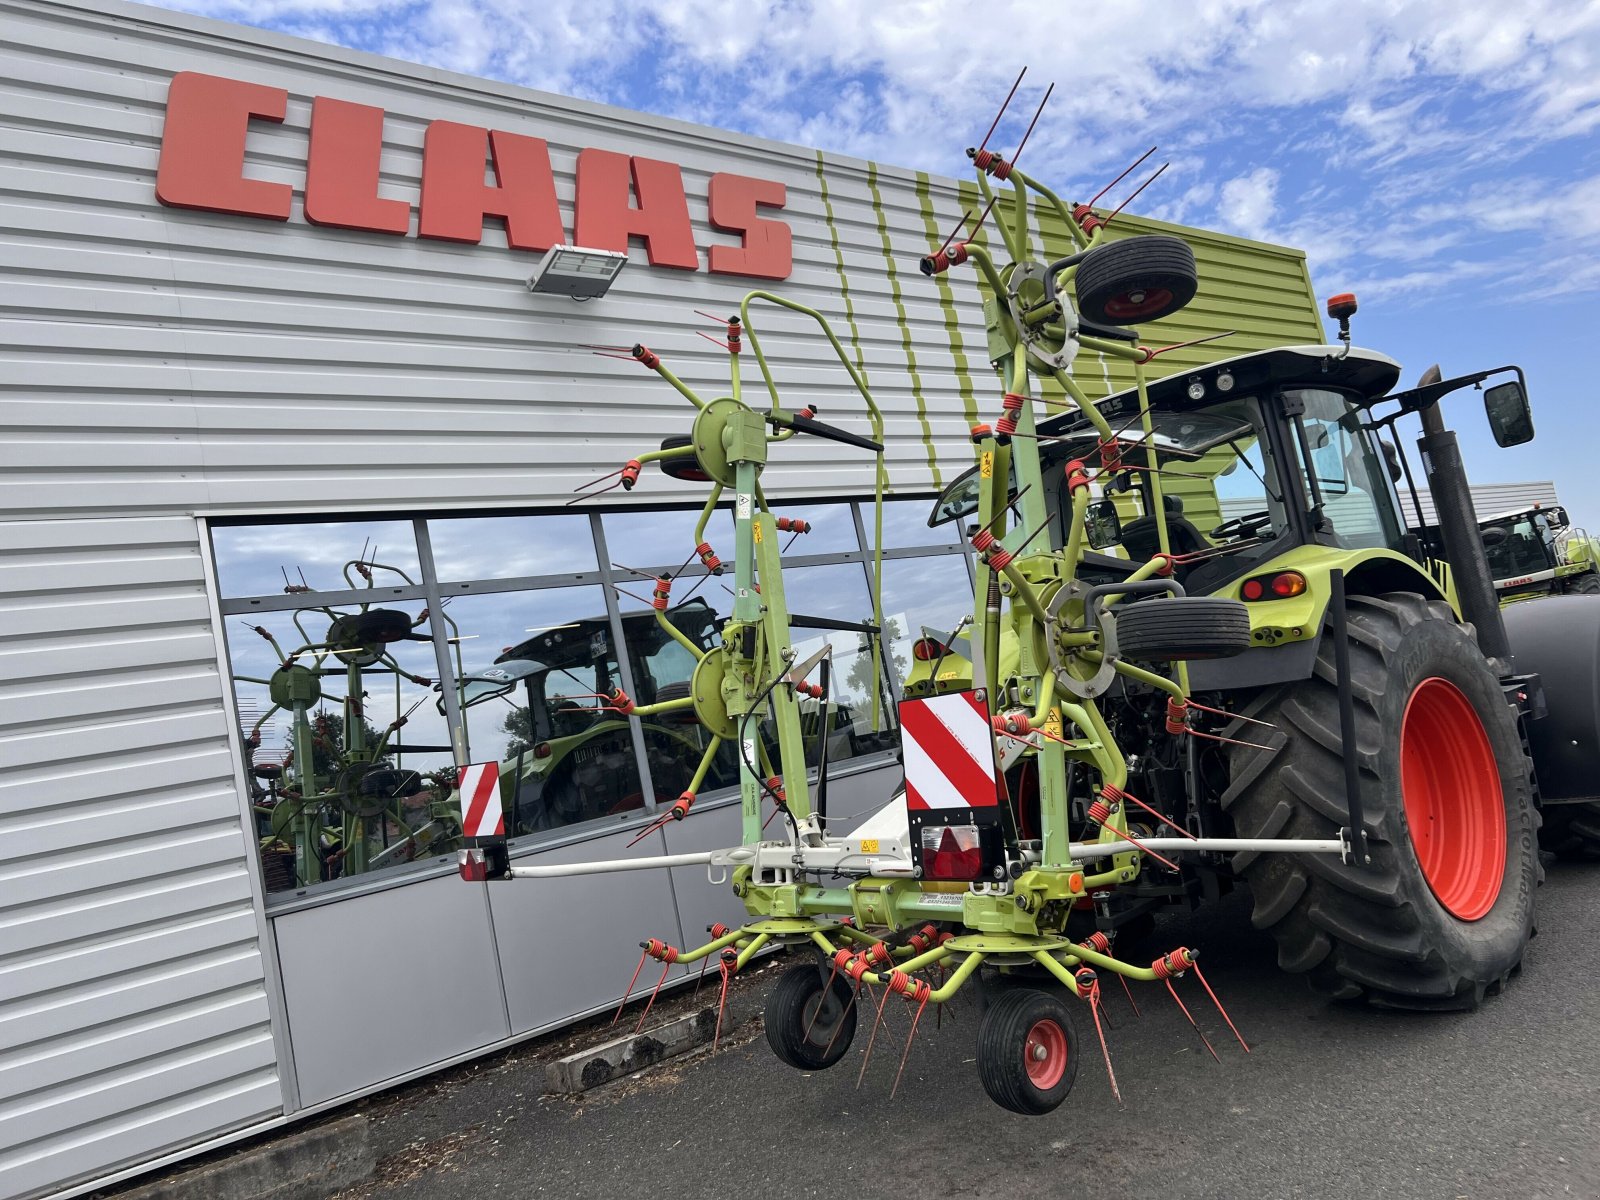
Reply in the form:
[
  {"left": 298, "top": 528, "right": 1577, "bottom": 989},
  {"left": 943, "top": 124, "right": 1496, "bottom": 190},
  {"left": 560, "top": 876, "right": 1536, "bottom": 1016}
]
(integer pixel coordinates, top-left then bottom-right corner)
[
  {"left": 1399, "top": 676, "right": 1506, "bottom": 920},
  {"left": 1103, "top": 286, "right": 1173, "bottom": 320},
  {"left": 1023, "top": 1018, "right": 1068, "bottom": 1089}
]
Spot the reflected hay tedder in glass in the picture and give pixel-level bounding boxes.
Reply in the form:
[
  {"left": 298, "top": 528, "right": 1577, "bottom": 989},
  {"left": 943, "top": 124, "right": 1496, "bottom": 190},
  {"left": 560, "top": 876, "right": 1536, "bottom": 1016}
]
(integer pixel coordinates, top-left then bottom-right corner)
[{"left": 454, "top": 76, "right": 1544, "bottom": 1114}]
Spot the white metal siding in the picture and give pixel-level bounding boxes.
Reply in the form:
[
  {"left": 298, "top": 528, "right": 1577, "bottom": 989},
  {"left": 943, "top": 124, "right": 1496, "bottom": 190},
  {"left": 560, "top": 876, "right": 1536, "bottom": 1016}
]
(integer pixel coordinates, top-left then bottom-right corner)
[
  {"left": 0, "top": 516, "right": 280, "bottom": 1200},
  {"left": 0, "top": 0, "right": 1003, "bottom": 523},
  {"left": 1401, "top": 480, "right": 1561, "bottom": 527}
]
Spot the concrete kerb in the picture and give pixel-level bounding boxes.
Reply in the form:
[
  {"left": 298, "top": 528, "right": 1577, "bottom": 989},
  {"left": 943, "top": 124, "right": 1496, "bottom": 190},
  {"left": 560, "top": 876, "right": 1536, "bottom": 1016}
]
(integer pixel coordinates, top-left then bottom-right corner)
[
  {"left": 104, "top": 1115, "right": 375, "bottom": 1200},
  {"left": 545, "top": 1006, "right": 720, "bottom": 1094}
]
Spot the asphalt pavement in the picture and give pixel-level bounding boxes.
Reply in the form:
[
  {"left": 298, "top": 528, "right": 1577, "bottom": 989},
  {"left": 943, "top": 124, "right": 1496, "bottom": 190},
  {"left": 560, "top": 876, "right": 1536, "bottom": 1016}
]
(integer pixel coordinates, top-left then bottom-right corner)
[{"left": 335, "top": 862, "right": 1600, "bottom": 1200}]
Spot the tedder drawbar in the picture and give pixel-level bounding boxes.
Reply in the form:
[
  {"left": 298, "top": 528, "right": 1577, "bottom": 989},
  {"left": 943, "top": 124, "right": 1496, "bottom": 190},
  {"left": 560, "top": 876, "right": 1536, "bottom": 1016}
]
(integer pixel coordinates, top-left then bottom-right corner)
[{"left": 452, "top": 83, "right": 1600, "bottom": 1115}]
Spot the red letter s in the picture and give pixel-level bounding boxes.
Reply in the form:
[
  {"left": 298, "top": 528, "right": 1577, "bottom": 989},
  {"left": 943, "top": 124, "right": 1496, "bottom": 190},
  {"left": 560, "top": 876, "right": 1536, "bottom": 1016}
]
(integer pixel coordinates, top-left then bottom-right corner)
[{"left": 707, "top": 174, "right": 791, "bottom": 280}]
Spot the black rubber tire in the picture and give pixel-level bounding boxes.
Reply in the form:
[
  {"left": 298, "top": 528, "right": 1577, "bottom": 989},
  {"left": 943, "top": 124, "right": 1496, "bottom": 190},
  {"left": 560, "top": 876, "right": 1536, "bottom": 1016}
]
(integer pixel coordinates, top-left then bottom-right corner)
[
  {"left": 1073, "top": 235, "right": 1198, "bottom": 326},
  {"left": 658, "top": 434, "right": 712, "bottom": 482},
  {"left": 1115, "top": 596, "right": 1251, "bottom": 662},
  {"left": 1574, "top": 573, "right": 1600, "bottom": 595},
  {"left": 1221, "top": 592, "right": 1540, "bottom": 1010},
  {"left": 764, "top": 961, "right": 858, "bottom": 1070},
  {"left": 1541, "top": 803, "right": 1600, "bottom": 859},
  {"left": 976, "top": 987, "right": 1079, "bottom": 1115}
]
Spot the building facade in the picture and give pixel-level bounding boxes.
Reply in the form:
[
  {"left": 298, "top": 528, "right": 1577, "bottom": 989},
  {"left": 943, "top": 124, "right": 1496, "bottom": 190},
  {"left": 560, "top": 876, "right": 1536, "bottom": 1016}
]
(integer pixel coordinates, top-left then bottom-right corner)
[{"left": 0, "top": 3, "right": 1326, "bottom": 1196}]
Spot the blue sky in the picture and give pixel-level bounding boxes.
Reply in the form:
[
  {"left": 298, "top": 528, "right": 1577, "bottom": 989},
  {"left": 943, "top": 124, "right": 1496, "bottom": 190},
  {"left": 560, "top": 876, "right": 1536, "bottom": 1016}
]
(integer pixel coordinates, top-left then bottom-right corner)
[{"left": 162, "top": 0, "right": 1600, "bottom": 520}]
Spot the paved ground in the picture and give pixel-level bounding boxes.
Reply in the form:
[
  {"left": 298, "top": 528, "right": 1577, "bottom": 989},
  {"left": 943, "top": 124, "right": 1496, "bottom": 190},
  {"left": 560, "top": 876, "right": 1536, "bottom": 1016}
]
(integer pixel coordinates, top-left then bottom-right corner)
[{"left": 330, "top": 863, "right": 1600, "bottom": 1200}]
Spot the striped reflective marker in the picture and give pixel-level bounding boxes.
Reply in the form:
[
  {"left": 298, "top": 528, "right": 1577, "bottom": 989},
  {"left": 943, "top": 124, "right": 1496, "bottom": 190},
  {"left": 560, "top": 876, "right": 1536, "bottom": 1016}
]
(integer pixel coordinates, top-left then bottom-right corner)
[
  {"left": 458, "top": 762, "right": 504, "bottom": 838},
  {"left": 900, "top": 691, "right": 999, "bottom": 811}
]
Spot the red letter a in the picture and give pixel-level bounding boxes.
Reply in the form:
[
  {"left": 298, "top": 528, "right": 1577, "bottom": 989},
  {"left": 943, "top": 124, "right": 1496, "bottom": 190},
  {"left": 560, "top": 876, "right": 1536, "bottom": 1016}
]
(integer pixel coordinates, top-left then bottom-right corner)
[
  {"left": 418, "top": 122, "right": 564, "bottom": 250},
  {"left": 574, "top": 150, "right": 699, "bottom": 270}
]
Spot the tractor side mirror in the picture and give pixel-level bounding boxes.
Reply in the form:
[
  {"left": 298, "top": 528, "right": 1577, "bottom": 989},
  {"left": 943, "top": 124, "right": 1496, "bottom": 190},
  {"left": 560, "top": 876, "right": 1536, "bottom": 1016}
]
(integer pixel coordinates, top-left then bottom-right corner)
[
  {"left": 1485, "top": 380, "right": 1533, "bottom": 447},
  {"left": 1379, "top": 438, "right": 1403, "bottom": 483},
  {"left": 1085, "top": 500, "right": 1124, "bottom": 550},
  {"left": 1545, "top": 505, "right": 1569, "bottom": 528}
]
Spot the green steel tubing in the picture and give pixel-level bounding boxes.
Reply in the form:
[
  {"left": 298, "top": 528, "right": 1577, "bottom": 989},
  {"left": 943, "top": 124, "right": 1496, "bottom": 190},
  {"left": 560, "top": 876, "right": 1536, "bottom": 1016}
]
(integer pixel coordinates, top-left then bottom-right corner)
[
  {"left": 1061, "top": 481, "right": 1093, "bottom": 571},
  {"left": 1104, "top": 655, "right": 1186, "bottom": 702},
  {"left": 1029, "top": 670, "right": 1057, "bottom": 727},
  {"left": 998, "top": 561, "right": 1053, "bottom": 628},
  {"left": 1049, "top": 366, "right": 1116, "bottom": 441},
  {"left": 629, "top": 695, "right": 699, "bottom": 718},
  {"left": 693, "top": 485, "right": 725, "bottom": 545},
  {"left": 634, "top": 444, "right": 698, "bottom": 467},
  {"left": 672, "top": 924, "right": 750, "bottom": 965},
  {"left": 684, "top": 735, "right": 724, "bottom": 794},
  {"left": 954, "top": 242, "right": 1010, "bottom": 301},
  {"left": 654, "top": 608, "right": 706, "bottom": 661},
  {"left": 650, "top": 360, "right": 707, "bottom": 410},
  {"left": 734, "top": 932, "right": 770, "bottom": 969},
  {"left": 1030, "top": 951, "right": 1089, "bottom": 998},
  {"left": 1067, "top": 941, "right": 1160, "bottom": 981},
  {"left": 739, "top": 291, "right": 879, "bottom": 428},
  {"left": 1078, "top": 335, "right": 1148, "bottom": 363},
  {"left": 1008, "top": 167, "right": 1085, "bottom": 250},
  {"left": 1075, "top": 699, "right": 1127, "bottom": 791}
]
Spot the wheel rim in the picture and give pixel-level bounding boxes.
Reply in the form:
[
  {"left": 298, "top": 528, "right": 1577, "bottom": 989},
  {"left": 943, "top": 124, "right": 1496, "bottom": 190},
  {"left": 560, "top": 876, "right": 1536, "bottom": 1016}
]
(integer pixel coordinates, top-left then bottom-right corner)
[
  {"left": 1103, "top": 286, "right": 1173, "bottom": 320},
  {"left": 1400, "top": 676, "right": 1506, "bottom": 920},
  {"left": 802, "top": 990, "right": 839, "bottom": 1044},
  {"left": 1023, "top": 1018, "right": 1068, "bottom": 1089}
]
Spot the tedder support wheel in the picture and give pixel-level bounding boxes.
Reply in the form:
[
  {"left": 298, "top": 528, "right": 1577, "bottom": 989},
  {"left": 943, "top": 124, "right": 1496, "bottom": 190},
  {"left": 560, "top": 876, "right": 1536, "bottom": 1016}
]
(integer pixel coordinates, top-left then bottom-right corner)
[
  {"left": 976, "top": 987, "right": 1079, "bottom": 1115},
  {"left": 1222, "top": 592, "right": 1539, "bottom": 1010},
  {"left": 765, "top": 961, "right": 858, "bottom": 1070},
  {"left": 1073, "top": 235, "right": 1198, "bottom": 327},
  {"left": 1115, "top": 596, "right": 1251, "bottom": 662}
]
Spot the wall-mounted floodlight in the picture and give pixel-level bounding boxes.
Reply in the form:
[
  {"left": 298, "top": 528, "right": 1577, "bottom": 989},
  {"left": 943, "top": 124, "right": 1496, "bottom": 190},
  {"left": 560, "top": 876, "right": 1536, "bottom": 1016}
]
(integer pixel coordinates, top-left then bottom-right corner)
[{"left": 526, "top": 245, "right": 627, "bottom": 300}]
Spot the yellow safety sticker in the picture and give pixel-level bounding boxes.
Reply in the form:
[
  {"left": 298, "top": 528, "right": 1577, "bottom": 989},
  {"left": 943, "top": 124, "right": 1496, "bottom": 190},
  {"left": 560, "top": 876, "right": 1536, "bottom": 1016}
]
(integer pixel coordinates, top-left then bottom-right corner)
[
  {"left": 980, "top": 451, "right": 994, "bottom": 478},
  {"left": 1044, "top": 707, "right": 1064, "bottom": 740},
  {"left": 860, "top": 837, "right": 880, "bottom": 853},
  {"left": 753, "top": 522, "right": 763, "bottom": 543}
]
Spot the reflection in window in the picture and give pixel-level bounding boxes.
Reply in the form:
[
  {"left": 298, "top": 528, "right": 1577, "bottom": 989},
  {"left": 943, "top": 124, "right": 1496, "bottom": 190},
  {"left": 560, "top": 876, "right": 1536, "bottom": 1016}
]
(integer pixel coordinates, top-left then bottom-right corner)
[
  {"left": 877, "top": 555, "right": 974, "bottom": 690},
  {"left": 218, "top": 546, "right": 458, "bottom": 897},
  {"left": 428, "top": 514, "right": 597, "bottom": 581},
  {"left": 872, "top": 497, "right": 964, "bottom": 550},
  {"left": 449, "top": 587, "right": 652, "bottom": 837},
  {"left": 213, "top": 519, "right": 421, "bottom": 599}
]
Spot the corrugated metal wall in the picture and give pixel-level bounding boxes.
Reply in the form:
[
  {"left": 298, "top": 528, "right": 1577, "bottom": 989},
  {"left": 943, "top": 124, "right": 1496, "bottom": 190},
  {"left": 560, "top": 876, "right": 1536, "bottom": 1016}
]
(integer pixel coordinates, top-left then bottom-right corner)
[
  {"left": 0, "top": 1, "right": 1333, "bottom": 1195},
  {"left": 1401, "top": 480, "right": 1561, "bottom": 527},
  {"left": 0, "top": 517, "right": 280, "bottom": 1200}
]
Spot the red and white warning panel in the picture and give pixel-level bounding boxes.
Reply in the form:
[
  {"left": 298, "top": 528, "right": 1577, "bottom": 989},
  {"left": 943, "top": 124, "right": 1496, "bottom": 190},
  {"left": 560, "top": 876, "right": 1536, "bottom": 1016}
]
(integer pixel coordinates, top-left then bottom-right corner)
[
  {"left": 900, "top": 691, "right": 1005, "bottom": 883},
  {"left": 457, "top": 761, "right": 505, "bottom": 838},
  {"left": 900, "top": 690, "right": 1000, "bottom": 810}
]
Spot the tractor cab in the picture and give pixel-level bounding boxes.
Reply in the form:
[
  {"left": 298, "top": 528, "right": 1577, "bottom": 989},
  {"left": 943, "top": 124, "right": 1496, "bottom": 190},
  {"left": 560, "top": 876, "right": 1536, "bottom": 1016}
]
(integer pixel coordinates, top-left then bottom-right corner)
[
  {"left": 932, "top": 345, "right": 1412, "bottom": 598},
  {"left": 1479, "top": 504, "right": 1600, "bottom": 600}
]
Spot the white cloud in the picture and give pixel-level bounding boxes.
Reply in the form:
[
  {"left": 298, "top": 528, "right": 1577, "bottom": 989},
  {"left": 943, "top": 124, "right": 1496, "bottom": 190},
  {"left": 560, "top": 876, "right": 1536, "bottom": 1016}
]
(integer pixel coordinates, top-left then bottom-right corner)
[{"left": 1218, "top": 166, "right": 1280, "bottom": 240}]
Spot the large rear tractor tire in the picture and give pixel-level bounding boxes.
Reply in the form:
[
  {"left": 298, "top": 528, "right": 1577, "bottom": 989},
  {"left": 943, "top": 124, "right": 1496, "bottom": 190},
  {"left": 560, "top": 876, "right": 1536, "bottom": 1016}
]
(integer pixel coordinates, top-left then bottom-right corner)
[{"left": 1221, "top": 592, "right": 1539, "bottom": 1010}]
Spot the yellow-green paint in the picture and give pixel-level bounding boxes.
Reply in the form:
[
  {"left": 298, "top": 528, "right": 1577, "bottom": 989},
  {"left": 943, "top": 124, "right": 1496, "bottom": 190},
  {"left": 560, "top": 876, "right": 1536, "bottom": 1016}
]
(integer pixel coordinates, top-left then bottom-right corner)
[
  {"left": 867, "top": 160, "right": 941, "bottom": 488},
  {"left": 915, "top": 170, "right": 981, "bottom": 427},
  {"left": 814, "top": 151, "right": 869, "bottom": 383},
  {"left": 1214, "top": 544, "right": 1451, "bottom": 647}
]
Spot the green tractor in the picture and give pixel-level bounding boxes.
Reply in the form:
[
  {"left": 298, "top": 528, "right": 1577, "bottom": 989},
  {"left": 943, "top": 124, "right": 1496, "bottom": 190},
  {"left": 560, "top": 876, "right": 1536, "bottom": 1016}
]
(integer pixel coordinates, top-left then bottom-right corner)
[
  {"left": 1479, "top": 504, "right": 1600, "bottom": 603},
  {"left": 921, "top": 320, "right": 1600, "bottom": 1007}
]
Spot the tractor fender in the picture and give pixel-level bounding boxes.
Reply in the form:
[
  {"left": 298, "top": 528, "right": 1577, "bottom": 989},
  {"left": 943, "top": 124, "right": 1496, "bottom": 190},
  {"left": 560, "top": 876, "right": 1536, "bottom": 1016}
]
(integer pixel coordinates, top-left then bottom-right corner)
[
  {"left": 1502, "top": 596, "right": 1600, "bottom": 804},
  {"left": 1188, "top": 551, "right": 1447, "bottom": 691}
]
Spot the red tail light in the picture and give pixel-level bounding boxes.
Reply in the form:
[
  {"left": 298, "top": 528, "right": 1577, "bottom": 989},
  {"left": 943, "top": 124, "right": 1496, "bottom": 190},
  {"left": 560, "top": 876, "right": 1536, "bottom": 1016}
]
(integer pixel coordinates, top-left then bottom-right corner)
[
  {"left": 533, "top": 742, "right": 552, "bottom": 759},
  {"left": 457, "top": 848, "right": 487, "bottom": 881},
  {"left": 912, "top": 637, "right": 947, "bottom": 661},
  {"left": 921, "top": 825, "right": 982, "bottom": 881},
  {"left": 1240, "top": 570, "right": 1307, "bottom": 602}
]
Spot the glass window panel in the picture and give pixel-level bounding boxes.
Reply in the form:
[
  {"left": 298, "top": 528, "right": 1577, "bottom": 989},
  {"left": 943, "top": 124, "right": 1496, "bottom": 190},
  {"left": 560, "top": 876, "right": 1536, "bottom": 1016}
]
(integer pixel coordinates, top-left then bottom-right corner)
[
  {"left": 759, "top": 498, "right": 859, "bottom": 556},
  {"left": 870, "top": 497, "right": 964, "bottom": 551},
  {"left": 602, "top": 507, "right": 735, "bottom": 575},
  {"left": 610, "top": 582, "right": 742, "bottom": 798},
  {"left": 445, "top": 586, "right": 651, "bottom": 840},
  {"left": 876, "top": 554, "right": 976, "bottom": 690},
  {"left": 224, "top": 591, "right": 455, "bottom": 898},
  {"left": 782, "top": 563, "right": 898, "bottom": 764},
  {"left": 213, "top": 519, "right": 420, "bottom": 599},
  {"left": 427, "top": 513, "right": 597, "bottom": 581}
]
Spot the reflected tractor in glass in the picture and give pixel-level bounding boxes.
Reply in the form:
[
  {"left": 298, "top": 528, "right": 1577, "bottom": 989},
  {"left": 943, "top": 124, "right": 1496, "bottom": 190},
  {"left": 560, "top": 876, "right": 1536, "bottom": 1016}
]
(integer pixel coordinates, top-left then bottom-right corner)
[{"left": 458, "top": 83, "right": 1600, "bottom": 1114}]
